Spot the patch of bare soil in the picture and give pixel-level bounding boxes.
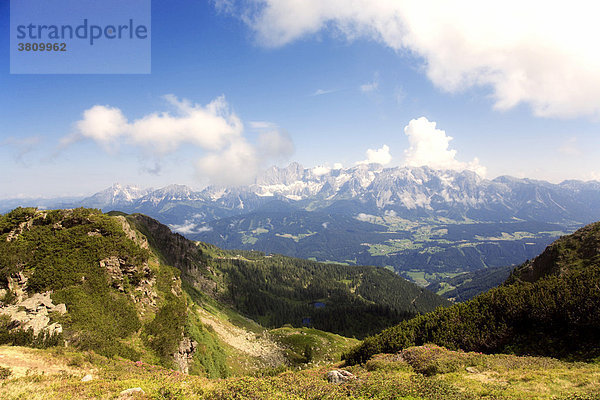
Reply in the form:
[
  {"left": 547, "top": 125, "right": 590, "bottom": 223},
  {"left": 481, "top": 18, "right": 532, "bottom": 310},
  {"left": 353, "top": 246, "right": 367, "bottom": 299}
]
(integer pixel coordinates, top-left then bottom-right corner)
[
  {"left": 196, "top": 308, "right": 286, "bottom": 367},
  {"left": 0, "top": 346, "right": 83, "bottom": 378}
]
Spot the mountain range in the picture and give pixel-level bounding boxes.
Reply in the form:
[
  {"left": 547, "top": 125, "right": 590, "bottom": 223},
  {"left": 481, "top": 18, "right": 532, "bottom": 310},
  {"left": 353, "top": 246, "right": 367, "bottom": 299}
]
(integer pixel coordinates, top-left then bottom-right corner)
[{"left": 4, "top": 163, "right": 600, "bottom": 286}]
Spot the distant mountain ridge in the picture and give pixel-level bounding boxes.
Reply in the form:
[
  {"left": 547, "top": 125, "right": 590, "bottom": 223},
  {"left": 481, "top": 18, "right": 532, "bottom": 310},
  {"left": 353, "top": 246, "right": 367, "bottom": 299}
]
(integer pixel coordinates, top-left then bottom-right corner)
[
  {"left": 74, "top": 164, "right": 600, "bottom": 225},
  {"left": 3, "top": 164, "right": 600, "bottom": 282}
]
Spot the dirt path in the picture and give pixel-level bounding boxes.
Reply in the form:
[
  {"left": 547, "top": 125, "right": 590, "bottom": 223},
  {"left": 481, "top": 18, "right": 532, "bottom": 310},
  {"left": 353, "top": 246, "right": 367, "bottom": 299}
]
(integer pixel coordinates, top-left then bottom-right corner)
[
  {"left": 0, "top": 346, "right": 82, "bottom": 378},
  {"left": 196, "top": 308, "right": 286, "bottom": 367}
]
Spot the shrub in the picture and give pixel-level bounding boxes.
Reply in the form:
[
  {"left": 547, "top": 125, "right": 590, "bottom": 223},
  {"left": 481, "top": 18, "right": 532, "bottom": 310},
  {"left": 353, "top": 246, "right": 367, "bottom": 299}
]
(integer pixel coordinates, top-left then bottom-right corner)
[{"left": 0, "top": 366, "right": 11, "bottom": 380}]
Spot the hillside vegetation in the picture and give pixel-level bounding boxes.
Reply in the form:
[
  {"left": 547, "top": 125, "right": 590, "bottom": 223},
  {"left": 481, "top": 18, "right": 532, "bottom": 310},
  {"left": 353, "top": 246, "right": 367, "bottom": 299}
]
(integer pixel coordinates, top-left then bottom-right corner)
[
  {"left": 344, "top": 222, "right": 600, "bottom": 364},
  {"left": 0, "top": 344, "right": 598, "bottom": 399},
  {"left": 0, "top": 207, "right": 230, "bottom": 377},
  {"left": 130, "top": 213, "right": 448, "bottom": 338},
  {"left": 1, "top": 208, "right": 600, "bottom": 399},
  {"left": 0, "top": 207, "right": 444, "bottom": 379}
]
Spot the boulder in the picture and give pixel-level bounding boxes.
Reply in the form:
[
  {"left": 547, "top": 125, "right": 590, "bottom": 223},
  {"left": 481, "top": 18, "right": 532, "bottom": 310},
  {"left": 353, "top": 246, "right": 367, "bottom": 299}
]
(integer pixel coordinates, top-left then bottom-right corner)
[
  {"left": 55, "top": 303, "right": 67, "bottom": 314},
  {"left": 119, "top": 387, "right": 145, "bottom": 398},
  {"left": 326, "top": 369, "right": 356, "bottom": 384},
  {"left": 24, "top": 314, "right": 50, "bottom": 336}
]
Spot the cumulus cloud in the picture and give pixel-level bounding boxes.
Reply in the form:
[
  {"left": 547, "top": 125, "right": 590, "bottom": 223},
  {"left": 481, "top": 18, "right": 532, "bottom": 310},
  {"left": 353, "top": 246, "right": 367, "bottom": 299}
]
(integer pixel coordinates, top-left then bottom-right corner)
[
  {"left": 403, "top": 117, "right": 486, "bottom": 176},
  {"left": 257, "top": 129, "right": 295, "bottom": 160},
  {"left": 72, "top": 95, "right": 242, "bottom": 153},
  {"left": 196, "top": 140, "right": 260, "bottom": 186},
  {"left": 226, "top": 0, "right": 600, "bottom": 118},
  {"left": 70, "top": 95, "right": 294, "bottom": 185},
  {"left": 358, "top": 144, "right": 392, "bottom": 165}
]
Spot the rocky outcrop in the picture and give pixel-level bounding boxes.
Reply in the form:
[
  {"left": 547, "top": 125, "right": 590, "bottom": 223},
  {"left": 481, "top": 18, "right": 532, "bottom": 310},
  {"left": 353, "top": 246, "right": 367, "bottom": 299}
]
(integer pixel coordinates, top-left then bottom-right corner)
[
  {"left": 173, "top": 337, "right": 197, "bottom": 374},
  {"left": 4, "top": 272, "right": 28, "bottom": 303},
  {"left": 128, "top": 214, "right": 218, "bottom": 298},
  {"left": 0, "top": 292, "right": 66, "bottom": 336},
  {"left": 115, "top": 216, "right": 149, "bottom": 250},
  {"left": 5, "top": 213, "right": 41, "bottom": 242},
  {"left": 98, "top": 256, "right": 157, "bottom": 309}
]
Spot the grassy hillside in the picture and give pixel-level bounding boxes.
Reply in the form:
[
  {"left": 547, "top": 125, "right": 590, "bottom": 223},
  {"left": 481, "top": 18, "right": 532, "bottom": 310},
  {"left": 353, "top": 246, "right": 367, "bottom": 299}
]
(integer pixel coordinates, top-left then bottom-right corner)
[
  {"left": 0, "top": 208, "right": 230, "bottom": 377},
  {"left": 129, "top": 213, "right": 449, "bottom": 338},
  {"left": 507, "top": 221, "right": 600, "bottom": 283},
  {"left": 344, "top": 222, "right": 600, "bottom": 364},
  {"left": 0, "top": 207, "right": 436, "bottom": 378},
  {"left": 0, "top": 344, "right": 598, "bottom": 399},
  {"left": 1, "top": 207, "right": 599, "bottom": 399},
  {"left": 269, "top": 326, "right": 359, "bottom": 366}
]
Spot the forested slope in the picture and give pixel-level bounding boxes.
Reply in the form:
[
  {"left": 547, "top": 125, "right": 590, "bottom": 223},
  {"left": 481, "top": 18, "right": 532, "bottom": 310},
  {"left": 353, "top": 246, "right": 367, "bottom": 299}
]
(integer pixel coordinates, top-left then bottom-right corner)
[
  {"left": 129, "top": 213, "right": 449, "bottom": 338},
  {"left": 344, "top": 222, "right": 600, "bottom": 364}
]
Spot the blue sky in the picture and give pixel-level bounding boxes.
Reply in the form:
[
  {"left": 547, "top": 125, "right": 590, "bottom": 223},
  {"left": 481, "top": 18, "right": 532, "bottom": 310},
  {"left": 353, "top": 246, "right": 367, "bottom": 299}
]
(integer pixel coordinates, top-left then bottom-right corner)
[{"left": 1, "top": 0, "right": 600, "bottom": 197}]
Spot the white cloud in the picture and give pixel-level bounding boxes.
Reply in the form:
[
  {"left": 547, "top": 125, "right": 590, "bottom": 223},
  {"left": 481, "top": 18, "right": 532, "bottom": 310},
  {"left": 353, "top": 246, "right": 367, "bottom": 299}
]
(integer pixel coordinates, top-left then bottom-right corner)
[
  {"left": 358, "top": 144, "right": 392, "bottom": 165},
  {"left": 333, "top": 162, "right": 343, "bottom": 169},
  {"left": 169, "top": 222, "right": 199, "bottom": 235},
  {"left": 356, "top": 213, "right": 375, "bottom": 222},
  {"left": 257, "top": 129, "right": 295, "bottom": 160},
  {"left": 74, "top": 95, "right": 242, "bottom": 153},
  {"left": 230, "top": 0, "right": 600, "bottom": 118},
  {"left": 196, "top": 140, "right": 260, "bottom": 186},
  {"left": 169, "top": 221, "right": 213, "bottom": 235},
  {"left": 74, "top": 106, "right": 128, "bottom": 149},
  {"left": 403, "top": 117, "right": 486, "bottom": 176},
  {"left": 312, "top": 165, "right": 331, "bottom": 176},
  {"left": 70, "top": 95, "right": 294, "bottom": 185}
]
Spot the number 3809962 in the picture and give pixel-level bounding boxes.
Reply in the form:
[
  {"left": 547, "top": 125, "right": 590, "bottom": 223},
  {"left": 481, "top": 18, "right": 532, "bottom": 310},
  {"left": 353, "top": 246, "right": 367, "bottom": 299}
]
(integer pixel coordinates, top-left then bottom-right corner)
[{"left": 18, "top": 43, "right": 67, "bottom": 51}]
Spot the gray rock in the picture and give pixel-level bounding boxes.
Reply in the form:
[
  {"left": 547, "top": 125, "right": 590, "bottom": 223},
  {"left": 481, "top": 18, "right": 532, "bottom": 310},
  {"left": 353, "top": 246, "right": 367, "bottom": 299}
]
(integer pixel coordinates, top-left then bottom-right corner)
[
  {"left": 24, "top": 314, "right": 50, "bottom": 336},
  {"left": 19, "top": 292, "right": 53, "bottom": 312},
  {"left": 326, "top": 369, "right": 356, "bottom": 384},
  {"left": 55, "top": 303, "right": 67, "bottom": 314},
  {"left": 81, "top": 374, "right": 93, "bottom": 382},
  {"left": 119, "top": 387, "right": 145, "bottom": 398},
  {"left": 0, "top": 291, "right": 64, "bottom": 337},
  {"left": 173, "top": 337, "right": 197, "bottom": 374},
  {"left": 46, "top": 322, "right": 63, "bottom": 335}
]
